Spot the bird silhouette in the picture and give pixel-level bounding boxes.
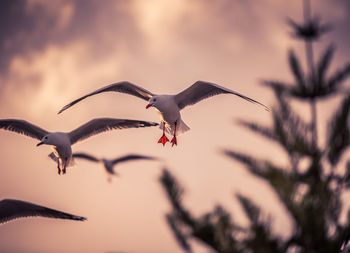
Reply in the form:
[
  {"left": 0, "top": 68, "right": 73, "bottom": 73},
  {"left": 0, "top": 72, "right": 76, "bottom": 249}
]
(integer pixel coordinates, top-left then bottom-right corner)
[{"left": 73, "top": 152, "right": 158, "bottom": 182}]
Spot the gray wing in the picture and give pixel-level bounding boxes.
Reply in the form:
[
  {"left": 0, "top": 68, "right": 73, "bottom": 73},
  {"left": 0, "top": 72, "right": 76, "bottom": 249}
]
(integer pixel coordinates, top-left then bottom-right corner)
[
  {"left": 58, "top": 81, "right": 154, "bottom": 114},
  {"left": 0, "top": 199, "right": 86, "bottom": 224},
  {"left": 68, "top": 118, "right": 158, "bottom": 145},
  {"left": 111, "top": 154, "right": 157, "bottom": 166},
  {"left": 174, "top": 80, "right": 269, "bottom": 111},
  {"left": 0, "top": 119, "right": 48, "bottom": 140},
  {"left": 72, "top": 152, "right": 99, "bottom": 163}
]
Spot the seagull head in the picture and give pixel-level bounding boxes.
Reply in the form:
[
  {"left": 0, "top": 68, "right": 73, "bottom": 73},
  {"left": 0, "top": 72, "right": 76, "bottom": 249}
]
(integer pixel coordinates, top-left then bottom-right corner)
[
  {"left": 37, "top": 133, "right": 57, "bottom": 146},
  {"left": 146, "top": 96, "right": 160, "bottom": 109}
]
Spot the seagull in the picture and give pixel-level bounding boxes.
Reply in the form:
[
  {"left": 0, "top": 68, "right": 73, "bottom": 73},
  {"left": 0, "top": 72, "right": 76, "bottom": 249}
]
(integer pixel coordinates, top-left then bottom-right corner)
[
  {"left": 72, "top": 152, "right": 158, "bottom": 182},
  {"left": 0, "top": 199, "right": 86, "bottom": 224},
  {"left": 0, "top": 118, "right": 158, "bottom": 174},
  {"left": 58, "top": 80, "right": 269, "bottom": 146}
]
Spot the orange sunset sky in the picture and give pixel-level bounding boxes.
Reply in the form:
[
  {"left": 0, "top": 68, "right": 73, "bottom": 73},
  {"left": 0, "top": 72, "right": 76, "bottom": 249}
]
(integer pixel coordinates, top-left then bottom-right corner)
[{"left": 0, "top": 0, "right": 350, "bottom": 252}]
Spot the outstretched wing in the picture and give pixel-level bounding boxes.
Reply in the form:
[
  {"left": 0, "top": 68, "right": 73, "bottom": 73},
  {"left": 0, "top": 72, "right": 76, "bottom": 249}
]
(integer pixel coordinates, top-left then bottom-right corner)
[
  {"left": 58, "top": 81, "right": 154, "bottom": 114},
  {"left": 72, "top": 152, "right": 99, "bottom": 163},
  {"left": 111, "top": 154, "right": 157, "bottom": 166},
  {"left": 68, "top": 118, "right": 158, "bottom": 145},
  {"left": 174, "top": 80, "right": 269, "bottom": 111},
  {"left": 0, "top": 119, "right": 48, "bottom": 140},
  {"left": 0, "top": 199, "right": 86, "bottom": 224}
]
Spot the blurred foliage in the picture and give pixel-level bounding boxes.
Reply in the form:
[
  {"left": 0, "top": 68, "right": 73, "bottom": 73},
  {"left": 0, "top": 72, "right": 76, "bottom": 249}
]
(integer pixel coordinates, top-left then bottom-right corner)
[
  {"left": 160, "top": 0, "right": 350, "bottom": 252},
  {"left": 263, "top": 45, "right": 350, "bottom": 99},
  {"left": 287, "top": 16, "right": 331, "bottom": 41}
]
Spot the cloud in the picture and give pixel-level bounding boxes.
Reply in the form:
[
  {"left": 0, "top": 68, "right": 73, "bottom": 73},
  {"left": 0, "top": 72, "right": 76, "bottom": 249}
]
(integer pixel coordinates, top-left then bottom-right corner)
[
  {"left": 0, "top": 40, "right": 134, "bottom": 119},
  {"left": 0, "top": 0, "right": 143, "bottom": 77},
  {"left": 1, "top": 0, "right": 349, "bottom": 119}
]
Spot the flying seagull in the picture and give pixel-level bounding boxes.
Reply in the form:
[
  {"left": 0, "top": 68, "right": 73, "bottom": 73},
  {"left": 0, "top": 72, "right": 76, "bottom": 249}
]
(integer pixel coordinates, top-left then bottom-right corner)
[
  {"left": 58, "top": 80, "right": 269, "bottom": 146},
  {"left": 73, "top": 152, "right": 158, "bottom": 182},
  {"left": 0, "top": 199, "right": 86, "bottom": 224},
  {"left": 0, "top": 118, "right": 158, "bottom": 174}
]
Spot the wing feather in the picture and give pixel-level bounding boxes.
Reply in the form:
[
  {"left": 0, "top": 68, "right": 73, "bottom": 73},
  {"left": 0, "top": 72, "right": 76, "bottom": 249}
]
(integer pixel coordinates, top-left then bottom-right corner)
[
  {"left": 0, "top": 199, "right": 86, "bottom": 224},
  {"left": 174, "top": 81, "right": 269, "bottom": 111},
  {"left": 111, "top": 154, "right": 157, "bottom": 165},
  {"left": 0, "top": 119, "right": 48, "bottom": 140},
  {"left": 58, "top": 81, "right": 154, "bottom": 114},
  {"left": 68, "top": 118, "right": 158, "bottom": 145},
  {"left": 73, "top": 152, "right": 99, "bottom": 163}
]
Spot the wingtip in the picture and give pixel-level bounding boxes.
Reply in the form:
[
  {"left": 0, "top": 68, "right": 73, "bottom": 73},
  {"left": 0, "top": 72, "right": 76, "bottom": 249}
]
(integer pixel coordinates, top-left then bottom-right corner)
[
  {"left": 220, "top": 148, "right": 231, "bottom": 157},
  {"left": 145, "top": 121, "right": 159, "bottom": 127},
  {"left": 74, "top": 215, "right": 87, "bottom": 221},
  {"left": 257, "top": 102, "right": 270, "bottom": 112},
  {"left": 57, "top": 108, "right": 65, "bottom": 114},
  {"left": 149, "top": 156, "right": 159, "bottom": 161}
]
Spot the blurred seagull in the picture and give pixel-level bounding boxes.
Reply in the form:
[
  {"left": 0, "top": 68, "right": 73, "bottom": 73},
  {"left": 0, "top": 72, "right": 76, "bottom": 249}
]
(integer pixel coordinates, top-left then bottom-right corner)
[
  {"left": 0, "top": 199, "right": 86, "bottom": 224},
  {"left": 73, "top": 152, "right": 158, "bottom": 182},
  {"left": 58, "top": 80, "right": 269, "bottom": 146},
  {"left": 0, "top": 118, "right": 158, "bottom": 174}
]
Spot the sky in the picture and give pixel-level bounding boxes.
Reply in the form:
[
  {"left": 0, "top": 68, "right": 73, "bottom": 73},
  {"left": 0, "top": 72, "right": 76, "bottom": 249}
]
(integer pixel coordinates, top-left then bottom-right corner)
[{"left": 0, "top": 0, "right": 350, "bottom": 252}]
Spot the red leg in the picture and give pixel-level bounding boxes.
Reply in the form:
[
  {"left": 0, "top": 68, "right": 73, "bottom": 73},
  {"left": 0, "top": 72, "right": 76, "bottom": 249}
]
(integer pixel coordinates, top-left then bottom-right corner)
[
  {"left": 158, "top": 122, "right": 169, "bottom": 146},
  {"left": 62, "top": 158, "right": 67, "bottom": 174},
  {"left": 171, "top": 122, "right": 177, "bottom": 147},
  {"left": 57, "top": 163, "right": 61, "bottom": 175}
]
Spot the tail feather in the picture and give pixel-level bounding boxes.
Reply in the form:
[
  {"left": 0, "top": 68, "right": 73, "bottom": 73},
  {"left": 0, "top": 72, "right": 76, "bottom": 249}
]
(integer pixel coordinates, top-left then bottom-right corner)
[
  {"left": 68, "top": 157, "right": 75, "bottom": 167},
  {"left": 161, "top": 119, "right": 190, "bottom": 136},
  {"left": 48, "top": 153, "right": 75, "bottom": 167}
]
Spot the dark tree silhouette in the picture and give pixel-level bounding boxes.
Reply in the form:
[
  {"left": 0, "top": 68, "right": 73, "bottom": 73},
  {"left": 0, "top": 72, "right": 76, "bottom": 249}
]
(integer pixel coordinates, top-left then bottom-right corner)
[{"left": 160, "top": 1, "right": 350, "bottom": 252}]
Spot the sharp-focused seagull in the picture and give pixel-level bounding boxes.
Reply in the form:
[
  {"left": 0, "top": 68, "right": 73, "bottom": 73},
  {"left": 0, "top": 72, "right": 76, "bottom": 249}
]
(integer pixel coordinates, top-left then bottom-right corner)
[
  {"left": 0, "top": 118, "right": 158, "bottom": 174},
  {"left": 0, "top": 199, "right": 86, "bottom": 224},
  {"left": 58, "top": 80, "right": 269, "bottom": 146},
  {"left": 73, "top": 152, "right": 157, "bottom": 182}
]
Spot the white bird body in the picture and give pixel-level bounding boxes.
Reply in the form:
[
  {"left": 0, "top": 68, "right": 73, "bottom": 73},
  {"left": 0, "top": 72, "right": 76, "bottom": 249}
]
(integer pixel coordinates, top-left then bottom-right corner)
[
  {"left": 46, "top": 132, "right": 74, "bottom": 170},
  {"left": 151, "top": 95, "right": 190, "bottom": 136},
  {"left": 0, "top": 118, "right": 158, "bottom": 174},
  {"left": 58, "top": 80, "right": 269, "bottom": 146},
  {"left": 153, "top": 95, "right": 180, "bottom": 124}
]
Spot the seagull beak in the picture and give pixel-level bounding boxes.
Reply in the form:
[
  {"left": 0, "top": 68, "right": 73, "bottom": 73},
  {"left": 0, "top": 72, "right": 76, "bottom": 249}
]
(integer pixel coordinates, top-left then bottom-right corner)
[
  {"left": 36, "top": 141, "right": 44, "bottom": 146},
  {"left": 146, "top": 104, "right": 152, "bottom": 109}
]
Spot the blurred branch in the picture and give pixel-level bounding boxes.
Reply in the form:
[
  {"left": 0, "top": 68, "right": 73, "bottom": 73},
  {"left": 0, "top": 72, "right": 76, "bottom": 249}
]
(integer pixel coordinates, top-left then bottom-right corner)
[
  {"left": 289, "top": 50, "right": 306, "bottom": 91},
  {"left": 326, "top": 95, "right": 350, "bottom": 166},
  {"left": 287, "top": 16, "right": 331, "bottom": 42},
  {"left": 160, "top": 169, "right": 242, "bottom": 253},
  {"left": 166, "top": 213, "right": 192, "bottom": 253},
  {"left": 160, "top": 168, "right": 195, "bottom": 227},
  {"left": 236, "top": 194, "right": 283, "bottom": 253}
]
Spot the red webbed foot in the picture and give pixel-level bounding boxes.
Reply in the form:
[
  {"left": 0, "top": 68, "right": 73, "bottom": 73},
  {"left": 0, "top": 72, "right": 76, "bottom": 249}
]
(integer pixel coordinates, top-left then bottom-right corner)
[
  {"left": 170, "top": 121, "right": 178, "bottom": 147},
  {"left": 171, "top": 136, "right": 177, "bottom": 147},
  {"left": 158, "top": 134, "right": 169, "bottom": 146}
]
